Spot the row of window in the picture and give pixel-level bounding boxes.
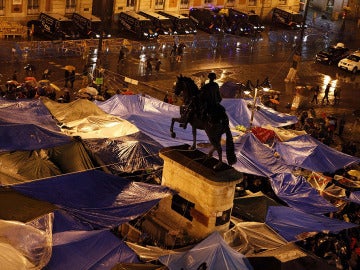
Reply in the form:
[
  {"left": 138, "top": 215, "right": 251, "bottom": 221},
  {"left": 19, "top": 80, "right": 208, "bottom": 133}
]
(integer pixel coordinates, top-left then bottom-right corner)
[
  {"left": 0, "top": 0, "right": 288, "bottom": 12},
  {"left": 0, "top": 0, "right": 75, "bottom": 10}
]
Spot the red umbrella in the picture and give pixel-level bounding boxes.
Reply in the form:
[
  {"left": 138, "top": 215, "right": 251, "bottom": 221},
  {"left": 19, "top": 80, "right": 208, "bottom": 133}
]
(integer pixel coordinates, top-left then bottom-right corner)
[{"left": 25, "top": 77, "right": 36, "bottom": 82}]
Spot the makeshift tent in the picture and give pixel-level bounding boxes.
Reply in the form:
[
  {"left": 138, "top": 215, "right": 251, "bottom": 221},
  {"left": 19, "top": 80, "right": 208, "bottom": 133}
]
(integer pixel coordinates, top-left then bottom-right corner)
[
  {"left": 0, "top": 98, "right": 62, "bottom": 133},
  {"left": 265, "top": 206, "right": 358, "bottom": 242},
  {"left": 44, "top": 229, "right": 139, "bottom": 270},
  {"left": 234, "top": 133, "right": 292, "bottom": 177},
  {"left": 247, "top": 243, "right": 337, "bottom": 270},
  {"left": 13, "top": 170, "right": 174, "bottom": 229},
  {"left": 221, "top": 98, "right": 298, "bottom": 129},
  {"left": 159, "top": 231, "right": 254, "bottom": 270},
  {"left": 233, "top": 192, "right": 283, "bottom": 222},
  {"left": 83, "top": 131, "right": 164, "bottom": 174},
  {"left": 275, "top": 134, "right": 360, "bottom": 173},
  {"left": 220, "top": 81, "right": 243, "bottom": 98},
  {"left": 0, "top": 219, "right": 52, "bottom": 270},
  {"left": 0, "top": 123, "right": 72, "bottom": 152},
  {"left": 270, "top": 173, "right": 338, "bottom": 214},
  {"left": 0, "top": 140, "right": 95, "bottom": 185},
  {"left": 224, "top": 220, "right": 288, "bottom": 256}
]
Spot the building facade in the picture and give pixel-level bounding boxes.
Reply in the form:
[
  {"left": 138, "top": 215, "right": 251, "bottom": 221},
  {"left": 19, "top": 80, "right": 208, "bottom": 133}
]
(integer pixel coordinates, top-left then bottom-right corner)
[{"left": 0, "top": 0, "right": 355, "bottom": 24}]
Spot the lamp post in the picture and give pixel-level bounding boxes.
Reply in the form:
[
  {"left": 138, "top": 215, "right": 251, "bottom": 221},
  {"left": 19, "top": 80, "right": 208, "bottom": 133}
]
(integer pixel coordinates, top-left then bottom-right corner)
[{"left": 245, "top": 78, "right": 271, "bottom": 130}]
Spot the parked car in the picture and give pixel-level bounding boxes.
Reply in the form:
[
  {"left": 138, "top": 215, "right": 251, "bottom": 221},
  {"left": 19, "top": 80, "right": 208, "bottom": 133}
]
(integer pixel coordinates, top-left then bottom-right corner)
[
  {"left": 338, "top": 50, "right": 360, "bottom": 74},
  {"left": 315, "top": 43, "right": 349, "bottom": 65}
]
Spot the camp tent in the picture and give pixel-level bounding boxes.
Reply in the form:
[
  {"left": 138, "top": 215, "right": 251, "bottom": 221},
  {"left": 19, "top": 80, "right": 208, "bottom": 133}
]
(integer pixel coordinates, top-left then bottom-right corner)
[
  {"left": 275, "top": 134, "right": 360, "bottom": 173},
  {"left": 159, "top": 231, "right": 254, "bottom": 270}
]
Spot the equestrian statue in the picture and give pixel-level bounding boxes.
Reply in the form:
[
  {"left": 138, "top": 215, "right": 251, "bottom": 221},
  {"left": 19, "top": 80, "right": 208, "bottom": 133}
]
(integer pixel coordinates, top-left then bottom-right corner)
[{"left": 170, "top": 73, "right": 237, "bottom": 169}]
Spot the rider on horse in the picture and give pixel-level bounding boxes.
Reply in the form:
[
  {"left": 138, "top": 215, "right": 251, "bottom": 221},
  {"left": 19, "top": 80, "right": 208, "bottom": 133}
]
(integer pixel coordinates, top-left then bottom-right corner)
[{"left": 199, "top": 72, "right": 224, "bottom": 124}]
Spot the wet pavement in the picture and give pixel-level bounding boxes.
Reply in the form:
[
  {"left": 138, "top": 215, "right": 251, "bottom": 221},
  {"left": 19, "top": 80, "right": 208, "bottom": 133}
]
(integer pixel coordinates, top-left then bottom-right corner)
[{"left": 0, "top": 8, "right": 359, "bottom": 156}]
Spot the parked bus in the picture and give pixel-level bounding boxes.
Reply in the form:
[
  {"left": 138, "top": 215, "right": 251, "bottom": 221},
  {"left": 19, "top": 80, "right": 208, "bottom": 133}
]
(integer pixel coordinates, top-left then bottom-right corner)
[
  {"left": 118, "top": 11, "right": 158, "bottom": 40},
  {"left": 157, "top": 11, "right": 197, "bottom": 35},
  {"left": 227, "top": 8, "right": 265, "bottom": 35},
  {"left": 189, "top": 8, "right": 230, "bottom": 34},
  {"left": 138, "top": 11, "right": 174, "bottom": 35},
  {"left": 28, "top": 13, "right": 80, "bottom": 40},
  {"left": 272, "top": 7, "right": 304, "bottom": 30},
  {"left": 72, "top": 13, "right": 111, "bottom": 39}
]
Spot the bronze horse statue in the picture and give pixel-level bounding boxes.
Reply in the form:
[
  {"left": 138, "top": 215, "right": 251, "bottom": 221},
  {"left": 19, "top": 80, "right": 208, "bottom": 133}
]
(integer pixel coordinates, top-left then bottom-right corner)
[{"left": 170, "top": 75, "right": 237, "bottom": 169}]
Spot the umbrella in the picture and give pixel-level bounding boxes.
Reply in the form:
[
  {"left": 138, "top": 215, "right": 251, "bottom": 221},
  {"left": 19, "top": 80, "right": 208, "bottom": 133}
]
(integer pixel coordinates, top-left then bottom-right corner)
[
  {"left": 38, "top": 80, "right": 50, "bottom": 85},
  {"left": 6, "top": 80, "right": 18, "bottom": 85},
  {"left": 25, "top": 77, "right": 36, "bottom": 82},
  {"left": 64, "top": 65, "right": 76, "bottom": 71},
  {"left": 49, "top": 83, "right": 61, "bottom": 92},
  {"left": 270, "top": 98, "right": 280, "bottom": 105},
  {"left": 78, "top": 86, "right": 98, "bottom": 96}
]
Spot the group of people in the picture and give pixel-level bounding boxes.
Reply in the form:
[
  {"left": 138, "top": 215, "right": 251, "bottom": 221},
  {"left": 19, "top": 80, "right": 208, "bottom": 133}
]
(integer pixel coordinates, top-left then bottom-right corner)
[
  {"left": 170, "top": 42, "right": 186, "bottom": 62},
  {"left": 311, "top": 83, "right": 342, "bottom": 106}
]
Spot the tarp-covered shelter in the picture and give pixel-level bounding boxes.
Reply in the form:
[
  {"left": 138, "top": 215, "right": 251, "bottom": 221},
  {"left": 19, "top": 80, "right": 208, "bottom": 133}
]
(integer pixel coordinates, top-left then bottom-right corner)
[
  {"left": 44, "top": 229, "right": 140, "bottom": 270},
  {"left": 275, "top": 134, "right": 360, "bottom": 173},
  {"left": 12, "top": 170, "right": 174, "bottom": 229},
  {"left": 265, "top": 206, "right": 358, "bottom": 242},
  {"left": 233, "top": 192, "right": 283, "bottom": 222},
  {"left": 159, "top": 231, "right": 254, "bottom": 270},
  {"left": 83, "top": 131, "right": 164, "bottom": 175},
  {"left": 270, "top": 173, "right": 338, "bottom": 214}
]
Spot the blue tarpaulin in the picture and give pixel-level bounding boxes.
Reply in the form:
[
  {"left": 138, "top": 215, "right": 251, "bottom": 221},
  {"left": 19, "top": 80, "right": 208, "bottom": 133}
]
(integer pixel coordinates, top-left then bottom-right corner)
[
  {"left": 235, "top": 133, "right": 292, "bottom": 177},
  {"left": 0, "top": 123, "right": 72, "bottom": 152},
  {"left": 270, "top": 173, "right": 338, "bottom": 214},
  {"left": 159, "top": 231, "right": 254, "bottom": 270},
  {"left": 13, "top": 170, "right": 174, "bottom": 229},
  {"left": 275, "top": 134, "right": 360, "bottom": 173},
  {"left": 265, "top": 206, "right": 358, "bottom": 242},
  {"left": 44, "top": 229, "right": 139, "bottom": 270}
]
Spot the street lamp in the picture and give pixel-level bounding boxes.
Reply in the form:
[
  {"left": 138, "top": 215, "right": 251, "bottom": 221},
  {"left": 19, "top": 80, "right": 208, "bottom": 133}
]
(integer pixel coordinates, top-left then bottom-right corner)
[{"left": 245, "top": 77, "right": 271, "bottom": 130}]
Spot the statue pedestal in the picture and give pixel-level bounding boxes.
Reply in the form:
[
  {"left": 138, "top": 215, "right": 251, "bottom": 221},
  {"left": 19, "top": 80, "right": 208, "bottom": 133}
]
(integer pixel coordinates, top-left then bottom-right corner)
[{"left": 155, "top": 144, "right": 242, "bottom": 241}]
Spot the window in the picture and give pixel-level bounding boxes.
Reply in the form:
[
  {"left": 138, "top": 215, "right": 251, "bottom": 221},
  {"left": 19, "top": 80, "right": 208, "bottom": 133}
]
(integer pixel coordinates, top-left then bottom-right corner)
[
  {"left": 180, "top": 0, "right": 189, "bottom": 9},
  {"left": 204, "top": 0, "right": 213, "bottom": 4},
  {"left": 248, "top": 0, "right": 257, "bottom": 6},
  {"left": 127, "top": 0, "right": 136, "bottom": 7},
  {"left": 27, "top": 0, "right": 39, "bottom": 15},
  {"left": 155, "top": 0, "right": 164, "bottom": 9},
  {"left": 226, "top": 0, "right": 235, "bottom": 7},
  {"left": 279, "top": 0, "right": 287, "bottom": 5},
  {"left": 66, "top": 0, "right": 76, "bottom": 13}
]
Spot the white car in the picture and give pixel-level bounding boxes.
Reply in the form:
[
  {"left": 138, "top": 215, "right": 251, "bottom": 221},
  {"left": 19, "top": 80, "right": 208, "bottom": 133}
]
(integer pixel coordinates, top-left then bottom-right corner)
[{"left": 338, "top": 50, "right": 360, "bottom": 74}]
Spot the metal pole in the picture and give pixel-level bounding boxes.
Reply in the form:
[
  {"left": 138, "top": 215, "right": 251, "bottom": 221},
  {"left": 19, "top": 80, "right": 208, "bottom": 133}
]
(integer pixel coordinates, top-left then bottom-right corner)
[
  {"left": 297, "top": 0, "right": 311, "bottom": 58},
  {"left": 249, "top": 87, "right": 258, "bottom": 130}
]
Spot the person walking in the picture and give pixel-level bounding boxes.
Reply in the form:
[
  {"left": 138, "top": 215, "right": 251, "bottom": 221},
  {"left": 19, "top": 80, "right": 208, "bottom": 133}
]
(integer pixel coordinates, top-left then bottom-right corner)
[
  {"left": 64, "top": 69, "right": 70, "bottom": 87},
  {"left": 311, "top": 85, "right": 319, "bottom": 104},
  {"left": 170, "top": 42, "right": 177, "bottom": 57},
  {"left": 322, "top": 83, "right": 331, "bottom": 105},
  {"left": 333, "top": 87, "right": 341, "bottom": 105}
]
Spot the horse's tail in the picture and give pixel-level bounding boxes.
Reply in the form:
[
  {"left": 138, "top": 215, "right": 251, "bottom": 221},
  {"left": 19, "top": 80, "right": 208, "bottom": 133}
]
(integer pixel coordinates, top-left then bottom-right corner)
[{"left": 225, "top": 126, "right": 237, "bottom": 165}]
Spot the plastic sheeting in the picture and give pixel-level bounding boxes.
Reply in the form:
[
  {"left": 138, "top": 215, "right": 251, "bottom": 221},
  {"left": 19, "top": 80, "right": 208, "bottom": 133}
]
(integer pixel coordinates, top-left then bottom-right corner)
[
  {"left": 0, "top": 98, "right": 62, "bottom": 133},
  {"left": 159, "top": 231, "right": 254, "bottom": 270},
  {"left": 13, "top": 170, "right": 174, "bottom": 229},
  {"left": 233, "top": 192, "right": 283, "bottom": 222},
  {"left": 224, "top": 221, "right": 287, "bottom": 255},
  {"left": 44, "top": 229, "right": 139, "bottom": 270},
  {"left": 0, "top": 140, "right": 95, "bottom": 185},
  {"left": 83, "top": 131, "right": 164, "bottom": 174},
  {"left": 275, "top": 134, "right": 360, "bottom": 173},
  {"left": 0, "top": 215, "right": 53, "bottom": 270},
  {"left": 0, "top": 123, "right": 72, "bottom": 152},
  {"left": 95, "top": 95, "right": 298, "bottom": 147},
  {"left": 270, "top": 173, "right": 338, "bottom": 214},
  {"left": 235, "top": 133, "right": 292, "bottom": 177},
  {"left": 265, "top": 206, "right": 358, "bottom": 242}
]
